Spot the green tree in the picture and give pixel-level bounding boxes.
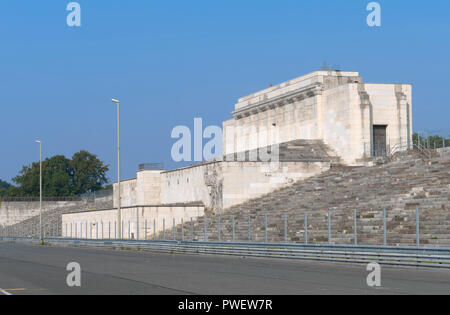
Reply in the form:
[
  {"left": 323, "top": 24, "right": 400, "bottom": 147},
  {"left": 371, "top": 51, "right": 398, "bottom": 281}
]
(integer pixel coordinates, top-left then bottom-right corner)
[
  {"left": 12, "top": 155, "right": 72, "bottom": 197},
  {"left": 0, "top": 179, "right": 11, "bottom": 196},
  {"left": 71, "top": 150, "right": 109, "bottom": 195},
  {"left": 413, "top": 132, "right": 449, "bottom": 148},
  {"left": 10, "top": 150, "right": 109, "bottom": 197}
]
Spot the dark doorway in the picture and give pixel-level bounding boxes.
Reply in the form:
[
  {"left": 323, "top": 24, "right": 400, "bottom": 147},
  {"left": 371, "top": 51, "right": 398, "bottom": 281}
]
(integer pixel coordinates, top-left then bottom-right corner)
[{"left": 373, "top": 125, "right": 387, "bottom": 157}]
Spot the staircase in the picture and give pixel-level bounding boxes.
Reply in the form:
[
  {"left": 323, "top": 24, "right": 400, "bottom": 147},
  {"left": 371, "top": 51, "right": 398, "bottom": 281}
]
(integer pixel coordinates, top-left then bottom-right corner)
[{"left": 165, "top": 149, "right": 450, "bottom": 246}]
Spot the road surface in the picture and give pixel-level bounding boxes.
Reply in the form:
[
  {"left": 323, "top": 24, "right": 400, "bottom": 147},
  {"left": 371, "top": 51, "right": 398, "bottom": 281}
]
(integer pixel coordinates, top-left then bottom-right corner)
[{"left": 0, "top": 242, "right": 449, "bottom": 295}]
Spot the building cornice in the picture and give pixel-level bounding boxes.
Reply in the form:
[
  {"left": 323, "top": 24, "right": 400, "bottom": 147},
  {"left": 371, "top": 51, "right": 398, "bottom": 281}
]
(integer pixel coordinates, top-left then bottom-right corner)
[{"left": 232, "top": 82, "right": 323, "bottom": 119}]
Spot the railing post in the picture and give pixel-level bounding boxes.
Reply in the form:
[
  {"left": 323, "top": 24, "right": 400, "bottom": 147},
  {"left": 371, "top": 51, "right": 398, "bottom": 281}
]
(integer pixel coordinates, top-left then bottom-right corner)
[
  {"left": 264, "top": 214, "right": 268, "bottom": 243},
  {"left": 128, "top": 221, "right": 131, "bottom": 239},
  {"left": 218, "top": 216, "right": 221, "bottom": 242},
  {"left": 248, "top": 215, "right": 251, "bottom": 242},
  {"left": 163, "top": 218, "right": 166, "bottom": 240},
  {"left": 96, "top": 222, "right": 98, "bottom": 239},
  {"left": 284, "top": 214, "right": 288, "bottom": 243},
  {"left": 153, "top": 219, "right": 156, "bottom": 241},
  {"left": 232, "top": 215, "right": 235, "bottom": 243},
  {"left": 109, "top": 221, "right": 111, "bottom": 239},
  {"left": 204, "top": 217, "right": 207, "bottom": 242},
  {"left": 181, "top": 218, "right": 184, "bottom": 241},
  {"left": 383, "top": 208, "right": 387, "bottom": 246},
  {"left": 136, "top": 208, "right": 139, "bottom": 241},
  {"left": 328, "top": 211, "right": 331, "bottom": 244},
  {"left": 190, "top": 217, "right": 193, "bottom": 241},
  {"left": 173, "top": 218, "right": 176, "bottom": 241},
  {"left": 145, "top": 220, "right": 148, "bottom": 240},
  {"left": 354, "top": 209, "right": 357, "bottom": 246},
  {"left": 304, "top": 212, "right": 308, "bottom": 245},
  {"left": 416, "top": 207, "right": 420, "bottom": 247}
]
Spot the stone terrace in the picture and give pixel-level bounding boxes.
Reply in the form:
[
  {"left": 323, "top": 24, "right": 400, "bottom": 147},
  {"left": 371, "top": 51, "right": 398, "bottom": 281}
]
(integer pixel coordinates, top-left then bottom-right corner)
[
  {"left": 165, "top": 148, "right": 450, "bottom": 246},
  {"left": 4, "top": 197, "right": 112, "bottom": 238}
]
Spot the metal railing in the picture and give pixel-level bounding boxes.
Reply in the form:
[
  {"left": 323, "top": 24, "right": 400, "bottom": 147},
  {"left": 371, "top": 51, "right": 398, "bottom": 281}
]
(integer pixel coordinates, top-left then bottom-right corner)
[
  {"left": 2, "top": 207, "right": 448, "bottom": 247},
  {"left": 2, "top": 207, "right": 450, "bottom": 268},
  {"left": 138, "top": 163, "right": 165, "bottom": 171},
  {"left": 2, "top": 237, "right": 449, "bottom": 268},
  {"left": 0, "top": 196, "right": 82, "bottom": 202},
  {"left": 79, "top": 189, "right": 113, "bottom": 199}
]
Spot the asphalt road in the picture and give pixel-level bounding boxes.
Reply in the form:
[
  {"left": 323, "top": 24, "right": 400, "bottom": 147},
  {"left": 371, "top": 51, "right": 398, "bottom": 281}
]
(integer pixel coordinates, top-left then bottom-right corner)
[{"left": 0, "top": 242, "right": 449, "bottom": 295}]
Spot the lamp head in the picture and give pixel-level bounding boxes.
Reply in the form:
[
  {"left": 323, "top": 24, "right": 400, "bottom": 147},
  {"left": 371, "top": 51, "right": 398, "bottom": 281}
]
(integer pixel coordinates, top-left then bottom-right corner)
[{"left": 111, "top": 98, "right": 120, "bottom": 104}]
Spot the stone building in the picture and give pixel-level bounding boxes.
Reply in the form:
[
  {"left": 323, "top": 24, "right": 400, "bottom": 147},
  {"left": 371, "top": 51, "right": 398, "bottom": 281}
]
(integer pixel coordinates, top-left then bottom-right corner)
[{"left": 114, "top": 70, "right": 413, "bottom": 213}]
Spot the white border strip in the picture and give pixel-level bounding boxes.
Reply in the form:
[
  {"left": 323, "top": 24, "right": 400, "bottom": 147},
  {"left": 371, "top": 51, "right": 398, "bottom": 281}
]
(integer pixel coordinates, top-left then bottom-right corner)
[{"left": 0, "top": 288, "right": 12, "bottom": 295}]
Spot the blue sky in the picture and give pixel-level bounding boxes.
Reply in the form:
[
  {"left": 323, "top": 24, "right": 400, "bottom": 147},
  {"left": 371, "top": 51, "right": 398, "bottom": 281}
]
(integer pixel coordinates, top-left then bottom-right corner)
[{"left": 0, "top": 0, "right": 449, "bottom": 184}]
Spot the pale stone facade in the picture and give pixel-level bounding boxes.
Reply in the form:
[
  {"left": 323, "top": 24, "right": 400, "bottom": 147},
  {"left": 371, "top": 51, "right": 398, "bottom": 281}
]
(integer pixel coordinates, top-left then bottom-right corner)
[
  {"left": 111, "top": 70, "right": 413, "bottom": 213},
  {"left": 223, "top": 70, "right": 412, "bottom": 165},
  {"left": 62, "top": 205, "right": 205, "bottom": 240}
]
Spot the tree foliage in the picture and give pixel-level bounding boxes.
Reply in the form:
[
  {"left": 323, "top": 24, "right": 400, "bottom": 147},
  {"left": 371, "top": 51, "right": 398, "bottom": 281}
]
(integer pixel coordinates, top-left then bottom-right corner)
[
  {"left": 0, "top": 179, "right": 11, "bottom": 196},
  {"left": 5, "top": 150, "right": 109, "bottom": 197},
  {"left": 413, "top": 133, "right": 449, "bottom": 148}
]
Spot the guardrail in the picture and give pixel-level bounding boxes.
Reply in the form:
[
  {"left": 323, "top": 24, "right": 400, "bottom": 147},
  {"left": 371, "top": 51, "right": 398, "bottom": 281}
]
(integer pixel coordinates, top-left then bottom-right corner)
[{"left": 2, "top": 237, "right": 450, "bottom": 269}]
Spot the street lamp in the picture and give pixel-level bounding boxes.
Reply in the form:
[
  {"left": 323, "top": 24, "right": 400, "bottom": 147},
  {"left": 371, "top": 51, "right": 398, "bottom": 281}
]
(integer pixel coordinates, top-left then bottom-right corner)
[
  {"left": 35, "top": 140, "right": 43, "bottom": 243},
  {"left": 111, "top": 99, "right": 121, "bottom": 239}
]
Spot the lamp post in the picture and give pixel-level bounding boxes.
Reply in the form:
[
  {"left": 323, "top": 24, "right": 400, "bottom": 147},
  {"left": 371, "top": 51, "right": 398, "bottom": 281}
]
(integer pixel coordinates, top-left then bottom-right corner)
[
  {"left": 35, "top": 140, "right": 43, "bottom": 243},
  {"left": 111, "top": 99, "right": 121, "bottom": 239}
]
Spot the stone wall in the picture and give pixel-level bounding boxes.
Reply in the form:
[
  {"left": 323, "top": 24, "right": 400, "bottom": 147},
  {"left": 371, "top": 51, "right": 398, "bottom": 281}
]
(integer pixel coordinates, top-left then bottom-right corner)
[
  {"left": 113, "top": 170, "right": 164, "bottom": 208},
  {"left": 62, "top": 205, "right": 205, "bottom": 239},
  {"left": 160, "top": 152, "right": 332, "bottom": 212},
  {"left": 221, "top": 161, "right": 330, "bottom": 210},
  {"left": 0, "top": 200, "right": 87, "bottom": 227}
]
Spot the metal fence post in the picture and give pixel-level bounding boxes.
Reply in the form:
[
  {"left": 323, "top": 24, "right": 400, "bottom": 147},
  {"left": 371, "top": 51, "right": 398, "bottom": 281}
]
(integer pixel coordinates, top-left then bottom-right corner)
[
  {"left": 383, "top": 208, "right": 387, "bottom": 246},
  {"left": 354, "top": 209, "right": 357, "bottom": 245},
  {"left": 163, "top": 218, "right": 166, "bottom": 240},
  {"left": 136, "top": 208, "right": 139, "bottom": 241},
  {"left": 153, "top": 219, "right": 156, "bottom": 241},
  {"left": 181, "top": 218, "right": 184, "bottom": 241},
  {"left": 248, "top": 215, "right": 251, "bottom": 242},
  {"left": 304, "top": 213, "right": 308, "bottom": 245},
  {"left": 218, "top": 216, "right": 221, "bottom": 242},
  {"left": 264, "top": 214, "right": 268, "bottom": 243},
  {"left": 328, "top": 211, "right": 331, "bottom": 244},
  {"left": 284, "top": 214, "right": 288, "bottom": 243},
  {"left": 416, "top": 207, "right": 420, "bottom": 247},
  {"left": 96, "top": 222, "right": 98, "bottom": 239},
  {"left": 173, "top": 218, "right": 176, "bottom": 241},
  {"left": 145, "top": 220, "right": 148, "bottom": 240},
  {"left": 232, "top": 215, "right": 235, "bottom": 243},
  {"left": 190, "top": 217, "right": 193, "bottom": 241},
  {"left": 204, "top": 217, "right": 207, "bottom": 241},
  {"left": 109, "top": 221, "right": 111, "bottom": 239}
]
